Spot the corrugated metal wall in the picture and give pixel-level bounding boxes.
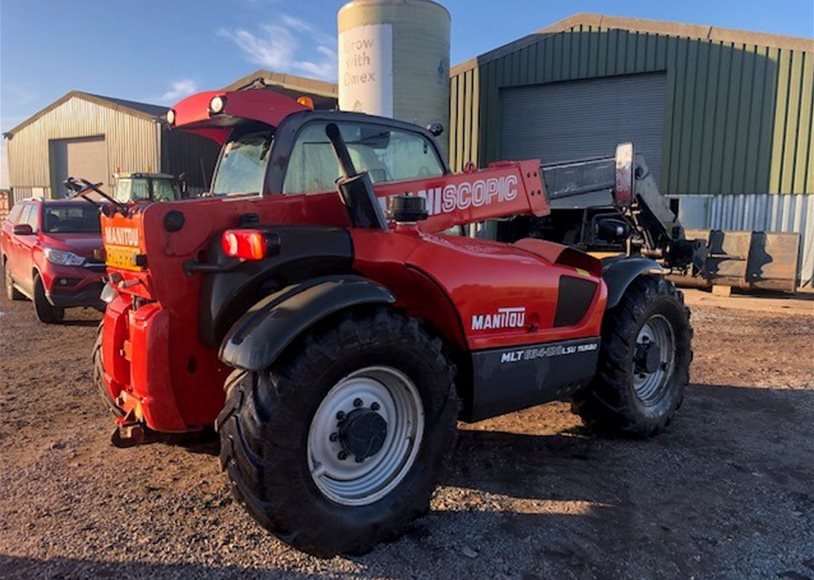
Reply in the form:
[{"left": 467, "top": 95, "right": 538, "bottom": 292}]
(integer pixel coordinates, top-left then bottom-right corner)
[
  {"left": 160, "top": 128, "right": 221, "bottom": 194},
  {"left": 676, "top": 193, "right": 814, "bottom": 287},
  {"left": 450, "top": 26, "right": 813, "bottom": 195},
  {"left": 7, "top": 97, "right": 160, "bottom": 193}
]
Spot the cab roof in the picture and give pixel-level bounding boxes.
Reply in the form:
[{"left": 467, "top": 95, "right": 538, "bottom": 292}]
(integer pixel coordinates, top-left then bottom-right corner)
[{"left": 169, "top": 89, "right": 309, "bottom": 144}]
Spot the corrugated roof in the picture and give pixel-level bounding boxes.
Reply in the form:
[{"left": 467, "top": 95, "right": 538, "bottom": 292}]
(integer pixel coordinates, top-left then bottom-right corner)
[
  {"left": 452, "top": 12, "right": 814, "bottom": 75},
  {"left": 223, "top": 69, "right": 338, "bottom": 96},
  {"left": 86, "top": 94, "right": 168, "bottom": 117},
  {"left": 4, "top": 91, "right": 167, "bottom": 138}
]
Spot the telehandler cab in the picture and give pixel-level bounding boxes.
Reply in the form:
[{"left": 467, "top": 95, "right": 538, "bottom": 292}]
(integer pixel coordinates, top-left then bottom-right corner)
[{"left": 73, "top": 88, "right": 692, "bottom": 556}]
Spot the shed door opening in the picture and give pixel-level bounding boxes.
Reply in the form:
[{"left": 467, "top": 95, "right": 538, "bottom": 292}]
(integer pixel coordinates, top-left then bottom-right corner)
[
  {"left": 499, "top": 73, "right": 667, "bottom": 184},
  {"left": 50, "top": 136, "right": 108, "bottom": 197}
]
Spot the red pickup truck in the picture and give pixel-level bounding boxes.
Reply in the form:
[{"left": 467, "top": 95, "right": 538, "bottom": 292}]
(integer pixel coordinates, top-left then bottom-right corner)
[{"left": 1, "top": 198, "right": 105, "bottom": 323}]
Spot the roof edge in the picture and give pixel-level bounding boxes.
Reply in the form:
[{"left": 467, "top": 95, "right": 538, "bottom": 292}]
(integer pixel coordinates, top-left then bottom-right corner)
[
  {"left": 451, "top": 11, "right": 814, "bottom": 75},
  {"left": 541, "top": 12, "right": 814, "bottom": 52},
  {"left": 4, "top": 91, "right": 164, "bottom": 138},
  {"left": 223, "top": 69, "right": 339, "bottom": 96}
]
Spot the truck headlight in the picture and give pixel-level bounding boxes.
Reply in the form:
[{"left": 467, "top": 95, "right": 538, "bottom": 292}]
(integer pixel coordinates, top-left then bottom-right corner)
[{"left": 44, "top": 248, "right": 86, "bottom": 266}]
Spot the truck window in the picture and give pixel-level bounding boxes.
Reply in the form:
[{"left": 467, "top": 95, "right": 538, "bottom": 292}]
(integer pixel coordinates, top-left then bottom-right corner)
[
  {"left": 282, "top": 121, "right": 444, "bottom": 195},
  {"left": 7, "top": 204, "right": 23, "bottom": 225},
  {"left": 24, "top": 204, "right": 40, "bottom": 232},
  {"left": 16, "top": 204, "right": 36, "bottom": 233},
  {"left": 43, "top": 203, "right": 101, "bottom": 233}
]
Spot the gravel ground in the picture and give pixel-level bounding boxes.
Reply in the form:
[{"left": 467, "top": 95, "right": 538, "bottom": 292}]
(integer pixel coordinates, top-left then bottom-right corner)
[{"left": 0, "top": 290, "right": 813, "bottom": 579}]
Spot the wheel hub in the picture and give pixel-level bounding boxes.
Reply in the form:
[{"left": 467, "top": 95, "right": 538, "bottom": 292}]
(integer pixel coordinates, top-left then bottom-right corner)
[
  {"left": 632, "top": 315, "right": 676, "bottom": 405},
  {"left": 338, "top": 408, "right": 387, "bottom": 461},
  {"left": 306, "top": 366, "right": 425, "bottom": 506},
  {"left": 634, "top": 340, "right": 662, "bottom": 374}
]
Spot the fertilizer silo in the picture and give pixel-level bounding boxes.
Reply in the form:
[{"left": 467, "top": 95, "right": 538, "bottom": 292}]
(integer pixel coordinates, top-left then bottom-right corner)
[{"left": 338, "top": 0, "right": 451, "bottom": 154}]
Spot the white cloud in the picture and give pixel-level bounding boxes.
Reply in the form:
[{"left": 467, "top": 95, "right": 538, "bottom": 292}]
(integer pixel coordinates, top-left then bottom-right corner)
[
  {"left": 219, "top": 16, "right": 337, "bottom": 81},
  {"left": 157, "top": 79, "right": 199, "bottom": 104}
]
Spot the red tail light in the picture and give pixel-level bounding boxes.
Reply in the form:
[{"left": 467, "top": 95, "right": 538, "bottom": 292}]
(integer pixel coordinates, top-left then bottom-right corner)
[{"left": 222, "top": 229, "right": 270, "bottom": 261}]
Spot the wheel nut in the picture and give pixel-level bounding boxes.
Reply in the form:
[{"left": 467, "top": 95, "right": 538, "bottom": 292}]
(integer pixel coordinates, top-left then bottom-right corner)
[
  {"left": 370, "top": 402, "right": 380, "bottom": 411},
  {"left": 329, "top": 432, "right": 338, "bottom": 442},
  {"left": 353, "top": 398, "right": 363, "bottom": 408},
  {"left": 355, "top": 456, "right": 364, "bottom": 463},
  {"left": 336, "top": 411, "right": 345, "bottom": 420},
  {"left": 338, "top": 451, "right": 348, "bottom": 460}
]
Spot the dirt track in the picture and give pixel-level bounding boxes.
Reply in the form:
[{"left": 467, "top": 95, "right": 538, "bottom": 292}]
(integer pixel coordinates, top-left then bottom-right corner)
[{"left": 1, "top": 290, "right": 813, "bottom": 579}]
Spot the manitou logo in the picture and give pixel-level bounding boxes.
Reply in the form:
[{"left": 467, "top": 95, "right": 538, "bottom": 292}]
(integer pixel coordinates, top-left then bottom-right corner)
[
  {"left": 410, "top": 176, "right": 519, "bottom": 215},
  {"left": 471, "top": 307, "right": 526, "bottom": 331},
  {"left": 104, "top": 226, "right": 140, "bottom": 247}
]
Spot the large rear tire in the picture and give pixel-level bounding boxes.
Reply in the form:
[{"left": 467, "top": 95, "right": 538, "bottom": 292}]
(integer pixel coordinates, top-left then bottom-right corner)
[
  {"left": 93, "top": 323, "right": 123, "bottom": 416},
  {"left": 3, "top": 258, "right": 24, "bottom": 301},
  {"left": 216, "top": 308, "right": 458, "bottom": 557},
  {"left": 572, "top": 276, "right": 692, "bottom": 437},
  {"left": 33, "top": 273, "right": 64, "bottom": 324}
]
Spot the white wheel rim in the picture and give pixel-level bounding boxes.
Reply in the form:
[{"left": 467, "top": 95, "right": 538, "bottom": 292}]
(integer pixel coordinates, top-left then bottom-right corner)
[
  {"left": 633, "top": 314, "right": 676, "bottom": 404},
  {"left": 307, "top": 366, "right": 424, "bottom": 506}
]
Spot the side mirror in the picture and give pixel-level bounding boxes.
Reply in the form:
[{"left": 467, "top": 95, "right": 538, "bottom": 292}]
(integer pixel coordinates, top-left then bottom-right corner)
[
  {"left": 613, "top": 142, "right": 635, "bottom": 207},
  {"left": 12, "top": 224, "right": 34, "bottom": 236}
]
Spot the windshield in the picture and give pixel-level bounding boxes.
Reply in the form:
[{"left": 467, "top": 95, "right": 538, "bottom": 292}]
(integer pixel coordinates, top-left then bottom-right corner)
[
  {"left": 43, "top": 204, "right": 101, "bottom": 233},
  {"left": 212, "top": 130, "right": 273, "bottom": 195}
]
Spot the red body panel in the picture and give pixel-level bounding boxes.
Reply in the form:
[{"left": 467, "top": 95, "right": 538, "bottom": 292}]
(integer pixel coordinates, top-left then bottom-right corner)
[
  {"left": 97, "top": 90, "right": 601, "bottom": 433},
  {"left": 170, "top": 90, "right": 308, "bottom": 144},
  {"left": 352, "top": 229, "right": 606, "bottom": 351}
]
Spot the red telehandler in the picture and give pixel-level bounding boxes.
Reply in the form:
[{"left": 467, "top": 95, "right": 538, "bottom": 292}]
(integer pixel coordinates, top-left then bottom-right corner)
[{"left": 68, "top": 88, "right": 693, "bottom": 556}]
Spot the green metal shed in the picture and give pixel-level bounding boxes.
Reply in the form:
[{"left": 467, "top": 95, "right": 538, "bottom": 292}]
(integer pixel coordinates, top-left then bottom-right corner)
[{"left": 448, "top": 13, "right": 814, "bottom": 195}]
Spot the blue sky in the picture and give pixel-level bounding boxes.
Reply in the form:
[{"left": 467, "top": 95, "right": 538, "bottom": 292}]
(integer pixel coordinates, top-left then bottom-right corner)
[{"left": 1, "top": 0, "right": 812, "bottom": 187}]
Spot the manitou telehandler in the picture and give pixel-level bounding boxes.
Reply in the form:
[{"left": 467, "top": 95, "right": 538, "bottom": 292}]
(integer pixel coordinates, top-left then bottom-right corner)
[{"left": 69, "top": 88, "right": 693, "bottom": 557}]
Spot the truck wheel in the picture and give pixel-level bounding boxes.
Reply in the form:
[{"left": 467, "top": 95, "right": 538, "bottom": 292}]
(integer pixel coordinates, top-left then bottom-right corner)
[
  {"left": 3, "top": 259, "right": 24, "bottom": 300},
  {"left": 572, "top": 276, "right": 692, "bottom": 437},
  {"left": 33, "top": 273, "right": 64, "bottom": 324},
  {"left": 93, "top": 323, "right": 123, "bottom": 416},
  {"left": 216, "top": 308, "right": 458, "bottom": 557}
]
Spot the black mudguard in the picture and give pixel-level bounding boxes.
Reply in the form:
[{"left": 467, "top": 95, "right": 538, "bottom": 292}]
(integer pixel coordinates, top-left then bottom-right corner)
[
  {"left": 602, "top": 256, "right": 665, "bottom": 309},
  {"left": 199, "top": 226, "right": 354, "bottom": 347},
  {"left": 220, "top": 275, "right": 395, "bottom": 371}
]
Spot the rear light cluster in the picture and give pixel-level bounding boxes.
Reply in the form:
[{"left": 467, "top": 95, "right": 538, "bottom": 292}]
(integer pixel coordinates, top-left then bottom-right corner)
[{"left": 221, "top": 229, "right": 280, "bottom": 261}]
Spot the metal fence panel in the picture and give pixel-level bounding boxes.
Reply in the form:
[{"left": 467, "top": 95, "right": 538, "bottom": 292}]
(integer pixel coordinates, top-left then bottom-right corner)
[{"left": 675, "top": 193, "right": 814, "bottom": 288}]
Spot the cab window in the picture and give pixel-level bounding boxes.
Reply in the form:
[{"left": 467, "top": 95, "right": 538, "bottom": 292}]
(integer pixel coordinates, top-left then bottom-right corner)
[
  {"left": 213, "top": 130, "right": 274, "bottom": 196},
  {"left": 282, "top": 121, "right": 444, "bottom": 195},
  {"left": 152, "top": 179, "right": 177, "bottom": 202}
]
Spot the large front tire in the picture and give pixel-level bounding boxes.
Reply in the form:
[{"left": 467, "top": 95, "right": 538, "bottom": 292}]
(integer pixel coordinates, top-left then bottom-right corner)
[
  {"left": 572, "top": 276, "right": 692, "bottom": 437},
  {"left": 216, "top": 308, "right": 458, "bottom": 557},
  {"left": 33, "top": 273, "right": 64, "bottom": 324}
]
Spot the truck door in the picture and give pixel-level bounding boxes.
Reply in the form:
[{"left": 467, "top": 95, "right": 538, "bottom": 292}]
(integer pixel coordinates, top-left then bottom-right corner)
[
  {"left": 8, "top": 204, "right": 31, "bottom": 284},
  {"left": 15, "top": 203, "right": 40, "bottom": 292}
]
